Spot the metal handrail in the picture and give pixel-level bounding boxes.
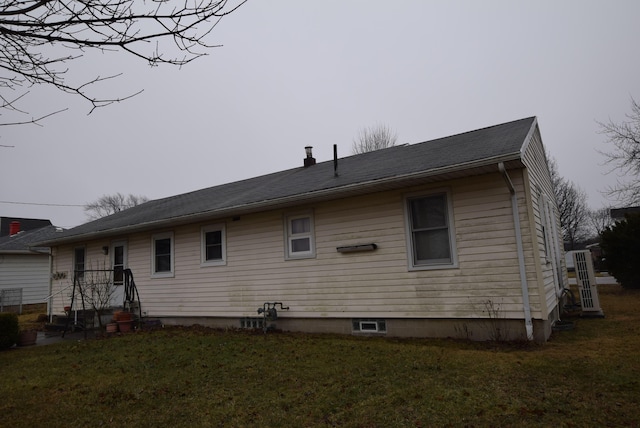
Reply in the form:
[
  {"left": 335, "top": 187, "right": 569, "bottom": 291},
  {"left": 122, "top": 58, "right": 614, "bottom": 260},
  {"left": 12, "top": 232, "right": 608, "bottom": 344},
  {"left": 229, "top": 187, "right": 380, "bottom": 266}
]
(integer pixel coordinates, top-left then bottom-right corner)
[{"left": 43, "top": 282, "right": 74, "bottom": 301}]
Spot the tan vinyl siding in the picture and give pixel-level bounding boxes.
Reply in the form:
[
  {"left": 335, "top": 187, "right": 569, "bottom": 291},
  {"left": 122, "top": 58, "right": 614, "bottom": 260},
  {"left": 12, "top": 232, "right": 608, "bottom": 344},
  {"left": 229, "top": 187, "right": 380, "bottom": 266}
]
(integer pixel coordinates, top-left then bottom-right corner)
[
  {"left": 521, "top": 125, "right": 565, "bottom": 320},
  {"left": 50, "top": 170, "right": 549, "bottom": 322}
]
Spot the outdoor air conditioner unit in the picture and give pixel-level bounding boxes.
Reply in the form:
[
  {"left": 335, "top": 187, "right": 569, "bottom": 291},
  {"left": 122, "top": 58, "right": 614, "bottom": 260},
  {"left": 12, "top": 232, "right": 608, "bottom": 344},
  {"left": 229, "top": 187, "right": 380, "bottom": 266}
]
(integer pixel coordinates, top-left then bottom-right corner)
[{"left": 572, "top": 250, "right": 604, "bottom": 317}]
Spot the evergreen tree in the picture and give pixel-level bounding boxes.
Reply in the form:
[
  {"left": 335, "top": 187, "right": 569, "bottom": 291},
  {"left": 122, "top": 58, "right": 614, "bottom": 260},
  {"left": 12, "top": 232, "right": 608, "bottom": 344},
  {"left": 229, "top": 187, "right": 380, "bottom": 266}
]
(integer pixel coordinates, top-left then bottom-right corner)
[{"left": 600, "top": 214, "right": 640, "bottom": 289}]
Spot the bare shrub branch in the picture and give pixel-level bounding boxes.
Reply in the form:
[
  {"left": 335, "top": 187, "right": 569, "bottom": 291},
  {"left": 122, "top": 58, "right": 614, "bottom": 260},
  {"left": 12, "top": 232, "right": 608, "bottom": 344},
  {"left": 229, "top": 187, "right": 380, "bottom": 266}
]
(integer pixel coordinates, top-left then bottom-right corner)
[{"left": 597, "top": 97, "right": 640, "bottom": 205}]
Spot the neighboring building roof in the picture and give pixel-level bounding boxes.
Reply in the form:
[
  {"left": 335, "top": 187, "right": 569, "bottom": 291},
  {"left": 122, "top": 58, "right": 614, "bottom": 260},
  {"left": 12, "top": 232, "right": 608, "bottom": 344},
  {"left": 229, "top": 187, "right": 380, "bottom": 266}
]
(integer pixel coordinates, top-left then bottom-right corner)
[
  {"left": 610, "top": 206, "right": 640, "bottom": 220},
  {"left": 0, "top": 217, "right": 52, "bottom": 237},
  {"left": 37, "top": 116, "right": 538, "bottom": 246},
  {"left": 0, "top": 225, "right": 62, "bottom": 254}
]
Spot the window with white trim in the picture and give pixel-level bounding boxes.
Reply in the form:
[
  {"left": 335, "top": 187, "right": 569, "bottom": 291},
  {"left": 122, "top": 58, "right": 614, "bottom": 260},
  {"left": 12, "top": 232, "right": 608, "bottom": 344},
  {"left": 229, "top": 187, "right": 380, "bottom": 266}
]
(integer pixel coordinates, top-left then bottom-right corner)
[
  {"left": 152, "top": 232, "right": 174, "bottom": 277},
  {"left": 201, "top": 224, "right": 226, "bottom": 266},
  {"left": 73, "top": 247, "right": 85, "bottom": 280},
  {"left": 406, "top": 191, "right": 456, "bottom": 269},
  {"left": 285, "top": 213, "right": 315, "bottom": 259}
]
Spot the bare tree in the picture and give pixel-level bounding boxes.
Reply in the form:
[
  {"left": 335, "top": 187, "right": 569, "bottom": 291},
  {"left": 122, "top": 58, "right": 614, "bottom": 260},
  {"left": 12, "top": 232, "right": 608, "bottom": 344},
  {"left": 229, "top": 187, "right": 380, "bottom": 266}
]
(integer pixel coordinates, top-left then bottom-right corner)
[
  {"left": 548, "top": 154, "right": 590, "bottom": 249},
  {"left": 85, "top": 193, "right": 149, "bottom": 220},
  {"left": 352, "top": 124, "right": 398, "bottom": 154},
  {"left": 598, "top": 97, "right": 640, "bottom": 205},
  {"left": 0, "top": 0, "right": 246, "bottom": 126},
  {"left": 557, "top": 180, "right": 589, "bottom": 249},
  {"left": 588, "top": 207, "right": 614, "bottom": 237}
]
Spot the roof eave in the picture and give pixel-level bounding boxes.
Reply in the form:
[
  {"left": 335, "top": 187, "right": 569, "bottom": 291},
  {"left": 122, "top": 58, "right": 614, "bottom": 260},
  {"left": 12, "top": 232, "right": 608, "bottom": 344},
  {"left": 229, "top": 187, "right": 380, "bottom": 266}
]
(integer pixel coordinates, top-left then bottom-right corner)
[
  {"left": 0, "top": 249, "right": 51, "bottom": 255},
  {"left": 38, "top": 153, "right": 524, "bottom": 247}
]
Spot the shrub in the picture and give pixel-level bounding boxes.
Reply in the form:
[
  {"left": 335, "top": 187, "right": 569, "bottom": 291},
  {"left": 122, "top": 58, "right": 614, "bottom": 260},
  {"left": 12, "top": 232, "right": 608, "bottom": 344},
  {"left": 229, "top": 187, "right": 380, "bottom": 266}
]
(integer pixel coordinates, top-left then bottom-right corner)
[
  {"left": 600, "top": 213, "right": 640, "bottom": 289},
  {"left": 0, "top": 312, "right": 20, "bottom": 350}
]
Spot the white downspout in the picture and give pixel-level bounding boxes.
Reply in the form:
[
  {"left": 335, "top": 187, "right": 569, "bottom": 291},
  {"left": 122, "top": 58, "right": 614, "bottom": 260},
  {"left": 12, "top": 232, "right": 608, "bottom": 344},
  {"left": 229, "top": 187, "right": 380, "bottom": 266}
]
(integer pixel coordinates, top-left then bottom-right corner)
[
  {"left": 498, "top": 162, "right": 534, "bottom": 341},
  {"left": 48, "top": 250, "right": 53, "bottom": 321}
]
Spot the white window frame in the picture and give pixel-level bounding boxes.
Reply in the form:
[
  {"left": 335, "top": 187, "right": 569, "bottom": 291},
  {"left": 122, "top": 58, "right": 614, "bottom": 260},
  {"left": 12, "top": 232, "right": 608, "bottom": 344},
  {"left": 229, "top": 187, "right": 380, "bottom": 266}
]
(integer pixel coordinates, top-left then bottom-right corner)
[
  {"left": 404, "top": 189, "right": 458, "bottom": 271},
  {"left": 284, "top": 212, "right": 315, "bottom": 260},
  {"left": 151, "top": 232, "right": 174, "bottom": 278},
  {"left": 111, "top": 240, "right": 128, "bottom": 286},
  {"left": 201, "top": 223, "right": 226, "bottom": 267},
  {"left": 73, "top": 246, "right": 86, "bottom": 281}
]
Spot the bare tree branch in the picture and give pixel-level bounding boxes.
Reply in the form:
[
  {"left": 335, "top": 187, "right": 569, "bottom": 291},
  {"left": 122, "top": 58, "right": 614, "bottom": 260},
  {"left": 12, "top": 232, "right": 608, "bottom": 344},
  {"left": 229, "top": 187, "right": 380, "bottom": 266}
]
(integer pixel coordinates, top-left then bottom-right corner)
[
  {"left": 84, "top": 192, "right": 149, "bottom": 220},
  {"left": 597, "top": 96, "right": 640, "bottom": 205},
  {"left": 587, "top": 206, "right": 613, "bottom": 237},
  {"left": 548, "top": 153, "right": 590, "bottom": 249},
  {"left": 0, "top": 92, "right": 68, "bottom": 126},
  {"left": 352, "top": 123, "right": 398, "bottom": 154},
  {"left": 0, "top": 0, "right": 246, "bottom": 124}
]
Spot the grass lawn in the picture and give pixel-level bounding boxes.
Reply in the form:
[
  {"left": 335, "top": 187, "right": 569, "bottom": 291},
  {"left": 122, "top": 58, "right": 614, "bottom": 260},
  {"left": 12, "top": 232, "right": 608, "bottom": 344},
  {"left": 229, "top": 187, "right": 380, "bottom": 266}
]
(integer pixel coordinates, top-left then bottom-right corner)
[{"left": 2, "top": 285, "right": 639, "bottom": 427}]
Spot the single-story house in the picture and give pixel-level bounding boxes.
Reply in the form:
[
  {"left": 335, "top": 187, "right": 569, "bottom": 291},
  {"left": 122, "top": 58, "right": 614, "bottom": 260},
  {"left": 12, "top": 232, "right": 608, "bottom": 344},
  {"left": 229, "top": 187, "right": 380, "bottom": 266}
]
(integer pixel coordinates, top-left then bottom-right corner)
[
  {"left": 0, "top": 218, "right": 62, "bottom": 313},
  {"left": 37, "top": 117, "right": 567, "bottom": 342}
]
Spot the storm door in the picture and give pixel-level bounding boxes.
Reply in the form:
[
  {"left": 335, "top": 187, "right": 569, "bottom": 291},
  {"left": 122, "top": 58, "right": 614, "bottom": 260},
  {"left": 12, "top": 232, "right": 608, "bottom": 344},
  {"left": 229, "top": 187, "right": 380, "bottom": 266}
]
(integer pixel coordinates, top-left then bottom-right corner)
[{"left": 111, "top": 241, "right": 127, "bottom": 308}]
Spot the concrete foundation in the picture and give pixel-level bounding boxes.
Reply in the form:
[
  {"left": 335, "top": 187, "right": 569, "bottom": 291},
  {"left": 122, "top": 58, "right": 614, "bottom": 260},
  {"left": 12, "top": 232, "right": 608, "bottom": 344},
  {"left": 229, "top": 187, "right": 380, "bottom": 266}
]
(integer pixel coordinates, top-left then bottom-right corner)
[{"left": 158, "top": 316, "right": 553, "bottom": 343}]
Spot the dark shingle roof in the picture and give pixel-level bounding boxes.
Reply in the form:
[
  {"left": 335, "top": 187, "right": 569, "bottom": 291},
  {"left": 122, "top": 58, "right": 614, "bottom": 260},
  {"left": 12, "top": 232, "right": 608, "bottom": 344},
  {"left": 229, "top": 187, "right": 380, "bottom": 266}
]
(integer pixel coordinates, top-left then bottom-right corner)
[
  {"left": 0, "top": 225, "right": 61, "bottom": 253},
  {"left": 0, "top": 217, "right": 52, "bottom": 237},
  {"left": 39, "top": 117, "right": 537, "bottom": 245}
]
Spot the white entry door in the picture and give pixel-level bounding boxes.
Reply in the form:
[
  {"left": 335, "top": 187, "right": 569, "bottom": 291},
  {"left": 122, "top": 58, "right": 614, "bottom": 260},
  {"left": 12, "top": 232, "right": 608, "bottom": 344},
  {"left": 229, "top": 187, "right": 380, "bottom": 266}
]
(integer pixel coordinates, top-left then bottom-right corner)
[{"left": 111, "top": 241, "right": 127, "bottom": 308}]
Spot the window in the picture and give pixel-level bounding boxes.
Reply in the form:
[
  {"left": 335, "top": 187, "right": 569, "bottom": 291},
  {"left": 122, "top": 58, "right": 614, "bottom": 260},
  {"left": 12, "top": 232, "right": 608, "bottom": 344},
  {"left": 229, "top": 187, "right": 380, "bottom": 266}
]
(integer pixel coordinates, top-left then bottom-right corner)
[
  {"left": 112, "top": 242, "right": 127, "bottom": 286},
  {"left": 201, "top": 224, "right": 226, "bottom": 266},
  {"left": 152, "top": 232, "right": 174, "bottom": 277},
  {"left": 285, "top": 213, "right": 315, "bottom": 259},
  {"left": 406, "top": 191, "right": 456, "bottom": 269},
  {"left": 73, "top": 247, "right": 85, "bottom": 280},
  {"left": 352, "top": 319, "right": 386, "bottom": 333}
]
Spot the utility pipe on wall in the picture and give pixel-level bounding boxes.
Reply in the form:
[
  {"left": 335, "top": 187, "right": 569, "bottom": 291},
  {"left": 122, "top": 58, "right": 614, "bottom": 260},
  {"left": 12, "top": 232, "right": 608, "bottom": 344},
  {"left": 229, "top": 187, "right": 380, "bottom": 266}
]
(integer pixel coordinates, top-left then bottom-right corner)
[{"left": 498, "top": 162, "right": 534, "bottom": 341}]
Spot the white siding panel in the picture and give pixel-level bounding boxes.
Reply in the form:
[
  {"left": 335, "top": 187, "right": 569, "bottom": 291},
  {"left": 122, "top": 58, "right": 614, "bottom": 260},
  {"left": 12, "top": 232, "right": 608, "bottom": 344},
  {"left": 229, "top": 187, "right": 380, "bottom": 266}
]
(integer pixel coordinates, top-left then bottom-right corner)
[{"left": 0, "top": 254, "right": 50, "bottom": 305}]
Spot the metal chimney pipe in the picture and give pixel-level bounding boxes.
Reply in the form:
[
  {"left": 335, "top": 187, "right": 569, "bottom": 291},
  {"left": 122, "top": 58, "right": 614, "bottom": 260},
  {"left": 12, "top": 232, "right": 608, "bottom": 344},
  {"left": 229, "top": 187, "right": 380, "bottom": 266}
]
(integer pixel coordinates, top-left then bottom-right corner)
[{"left": 304, "top": 146, "right": 316, "bottom": 167}]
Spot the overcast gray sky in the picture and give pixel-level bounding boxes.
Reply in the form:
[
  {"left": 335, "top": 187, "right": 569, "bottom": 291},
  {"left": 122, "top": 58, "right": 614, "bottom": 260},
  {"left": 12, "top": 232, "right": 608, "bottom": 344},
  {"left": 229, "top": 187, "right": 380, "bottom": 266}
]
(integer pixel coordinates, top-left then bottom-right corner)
[{"left": 1, "top": 1, "right": 639, "bottom": 229}]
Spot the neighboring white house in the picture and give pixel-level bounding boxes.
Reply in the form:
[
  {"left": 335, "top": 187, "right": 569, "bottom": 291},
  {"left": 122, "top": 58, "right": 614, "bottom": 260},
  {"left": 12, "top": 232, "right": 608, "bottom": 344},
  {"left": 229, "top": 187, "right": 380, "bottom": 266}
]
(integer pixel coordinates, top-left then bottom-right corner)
[
  {"left": 0, "top": 219, "right": 61, "bottom": 313},
  {"left": 610, "top": 206, "right": 640, "bottom": 222},
  {"left": 37, "top": 117, "right": 567, "bottom": 342}
]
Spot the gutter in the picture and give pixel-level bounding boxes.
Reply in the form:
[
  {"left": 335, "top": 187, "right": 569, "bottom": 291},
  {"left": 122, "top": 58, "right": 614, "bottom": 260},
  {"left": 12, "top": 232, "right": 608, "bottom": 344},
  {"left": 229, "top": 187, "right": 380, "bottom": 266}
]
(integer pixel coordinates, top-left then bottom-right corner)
[
  {"left": 498, "top": 162, "right": 534, "bottom": 341},
  {"left": 0, "top": 249, "right": 51, "bottom": 255}
]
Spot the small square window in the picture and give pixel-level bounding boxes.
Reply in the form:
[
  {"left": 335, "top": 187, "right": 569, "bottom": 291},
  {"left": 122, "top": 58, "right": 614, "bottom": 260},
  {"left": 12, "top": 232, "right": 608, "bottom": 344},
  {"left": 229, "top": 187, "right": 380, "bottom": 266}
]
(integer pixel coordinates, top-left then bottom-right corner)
[
  {"left": 359, "top": 321, "right": 379, "bottom": 332},
  {"left": 352, "top": 319, "right": 386, "bottom": 333},
  {"left": 285, "top": 213, "right": 315, "bottom": 259}
]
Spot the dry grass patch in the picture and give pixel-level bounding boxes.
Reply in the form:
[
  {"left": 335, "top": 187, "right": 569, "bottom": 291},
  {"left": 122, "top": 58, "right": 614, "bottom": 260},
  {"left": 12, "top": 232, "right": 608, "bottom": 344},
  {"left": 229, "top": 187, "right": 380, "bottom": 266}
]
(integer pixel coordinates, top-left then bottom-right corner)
[{"left": 1, "top": 285, "right": 639, "bottom": 427}]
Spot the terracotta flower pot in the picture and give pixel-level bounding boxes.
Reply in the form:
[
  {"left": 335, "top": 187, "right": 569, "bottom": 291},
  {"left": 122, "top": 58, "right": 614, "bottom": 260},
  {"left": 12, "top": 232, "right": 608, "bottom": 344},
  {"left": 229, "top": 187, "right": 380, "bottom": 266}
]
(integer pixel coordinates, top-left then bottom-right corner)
[
  {"left": 17, "top": 330, "right": 37, "bottom": 346},
  {"left": 106, "top": 323, "right": 118, "bottom": 333},
  {"left": 113, "top": 311, "right": 133, "bottom": 322},
  {"left": 117, "top": 320, "right": 133, "bottom": 333}
]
